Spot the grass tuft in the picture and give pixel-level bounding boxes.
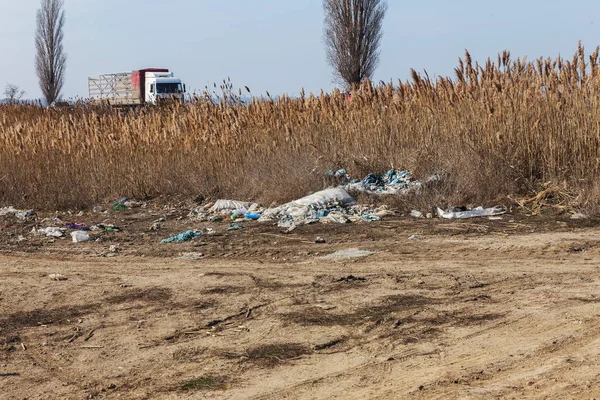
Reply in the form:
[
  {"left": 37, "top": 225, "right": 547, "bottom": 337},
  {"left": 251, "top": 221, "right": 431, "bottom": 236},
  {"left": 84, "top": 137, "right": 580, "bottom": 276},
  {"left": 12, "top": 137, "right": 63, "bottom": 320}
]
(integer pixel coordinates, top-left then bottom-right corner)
[{"left": 179, "top": 375, "right": 229, "bottom": 391}]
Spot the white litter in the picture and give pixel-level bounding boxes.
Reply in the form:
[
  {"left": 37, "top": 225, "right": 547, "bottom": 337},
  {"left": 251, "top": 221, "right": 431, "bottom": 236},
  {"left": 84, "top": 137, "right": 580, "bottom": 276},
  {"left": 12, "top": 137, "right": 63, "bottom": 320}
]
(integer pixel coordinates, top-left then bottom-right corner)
[
  {"left": 570, "top": 212, "right": 589, "bottom": 220},
  {"left": 437, "top": 206, "right": 507, "bottom": 219},
  {"left": 37, "top": 227, "right": 65, "bottom": 238},
  {"left": 410, "top": 210, "right": 423, "bottom": 218},
  {"left": 71, "top": 231, "right": 90, "bottom": 243},
  {"left": 210, "top": 200, "right": 252, "bottom": 212},
  {"left": 0, "top": 206, "right": 34, "bottom": 219},
  {"left": 49, "top": 273, "right": 67, "bottom": 281}
]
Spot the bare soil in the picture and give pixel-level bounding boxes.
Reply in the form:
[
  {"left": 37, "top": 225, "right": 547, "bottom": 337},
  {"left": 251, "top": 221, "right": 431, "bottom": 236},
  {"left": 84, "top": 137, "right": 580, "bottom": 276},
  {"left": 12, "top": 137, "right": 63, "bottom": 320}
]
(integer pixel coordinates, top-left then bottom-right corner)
[{"left": 1, "top": 207, "right": 600, "bottom": 399}]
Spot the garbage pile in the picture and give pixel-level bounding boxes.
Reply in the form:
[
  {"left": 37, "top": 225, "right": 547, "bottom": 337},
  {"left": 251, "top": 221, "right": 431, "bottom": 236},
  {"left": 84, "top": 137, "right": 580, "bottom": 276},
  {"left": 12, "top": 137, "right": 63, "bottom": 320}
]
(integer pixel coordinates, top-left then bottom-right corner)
[
  {"left": 0, "top": 206, "right": 35, "bottom": 220},
  {"left": 187, "top": 187, "right": 393, "bottom": 234},
  {"left": 259, "top": 187, "right": 392, "bottom": 227},
  {"left": 329, "top": 168, "right": 440, "bottom": 195},
  {"left": 188, "top": 200, "right": 262, "bottom": 223}
]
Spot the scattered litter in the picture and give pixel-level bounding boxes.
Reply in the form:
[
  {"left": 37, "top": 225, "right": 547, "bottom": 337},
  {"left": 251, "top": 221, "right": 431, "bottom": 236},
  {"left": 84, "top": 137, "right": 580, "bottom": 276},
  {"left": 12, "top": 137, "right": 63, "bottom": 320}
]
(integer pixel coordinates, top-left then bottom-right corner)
[
  {"left": 150, "top": 222, "right": 161, "bottom": 231},
  {"left": 488, "top": 216, "right": 504, "bottom": 220},
  {"left": 360, "top": 215, "right": 381, "bottom": 222},
  {"left": 323, "top": 212, "right": 351, "bottom": 224},
  {"left": 112, "top": 197, "right": 129, "bottom": 211},
  {"left": 277, "top": 218, "right": 296, "bottom": 228},
  {"left": 408, "top": 235, "right": 421, "bottom": 241},
  {"left": 177, "top": 252, "right": 204, "bottom": 260},
  {"left": 570, "top": 212, "right": 589, "bottom": 220},
  {"left": 109, "top": 245, "right": 119, "bottom": 253},
  {"left": 321, "top": 248, "right": 375, "bottom": 260},
  {"left": 227, "top": 223, "right": 243, "bottom": 231},
  {"left": 437, "top": 206, "right": 507, "bottom": 219},
  {"left": 123, "top": 200, "right": 143, "bottom": 209},
  {"left": 281, "top": 225, "right": 297, "bottom": 234},
  {"left": 161, "top": 230, "right": 203, "bottom": 243},
  {"left": 244, "top": 212, "right": 261, "bottom": 220},
  {"left": 230, "top": 209, "right": 246, "bottom": 219},
  {"left": 189, "top": 200, "right": 260, "bottom": 222},
  {"left": 315, "top": 236, "right": 326, "bottom": 243},
  {"left": 94, "top": 223, "right": 120, "bottom": 232},
  {"left": 211, "top": 200, "right": 252, "bottom": 212},
  {"left": 327, "top": 168, "right": 347, "bottom": 178},
  {"left": 0, "top": 206, "right": 35, "bottom": 219},
  {"left": 426, "top": 213, "right": 433, "bottom": 219},
  {"left": 71, "top": 231, "right": 90, "bottom": 243},
  {"left": 17, "top": 235, "right": 26, "bottom": 242},
  {"left": 410, "top": 210, "right": 423, "bottom": 218},
  {"left": 65, "top": 223, "right": 89, "bottom": 230},
  {"left": 37, "top": 227, "right": 65, "bottom": 238},
  {"left": 49, "top": 273, "right": 67, "bottom": 281}
]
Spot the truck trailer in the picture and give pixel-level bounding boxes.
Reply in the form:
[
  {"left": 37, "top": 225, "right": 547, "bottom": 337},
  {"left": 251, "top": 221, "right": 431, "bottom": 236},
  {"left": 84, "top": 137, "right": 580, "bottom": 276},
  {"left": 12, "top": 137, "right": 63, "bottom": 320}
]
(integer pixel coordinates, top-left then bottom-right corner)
[{"left": 88, "top": 68, "right": 186, "bottom": 106}]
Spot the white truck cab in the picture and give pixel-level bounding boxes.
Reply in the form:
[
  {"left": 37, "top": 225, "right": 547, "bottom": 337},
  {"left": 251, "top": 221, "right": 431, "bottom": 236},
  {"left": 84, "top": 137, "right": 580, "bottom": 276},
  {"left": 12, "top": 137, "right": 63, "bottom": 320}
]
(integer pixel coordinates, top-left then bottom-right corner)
[{"left": 146, "top": 71, "right": 186, "bottom": 105}]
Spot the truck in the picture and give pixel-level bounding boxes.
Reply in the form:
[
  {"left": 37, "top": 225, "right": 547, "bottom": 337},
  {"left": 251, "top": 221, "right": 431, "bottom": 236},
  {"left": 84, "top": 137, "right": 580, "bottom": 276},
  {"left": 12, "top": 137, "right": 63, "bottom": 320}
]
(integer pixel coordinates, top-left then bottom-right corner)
[{"left": 88, "top": 68, "right": 186, "bottom": 106}]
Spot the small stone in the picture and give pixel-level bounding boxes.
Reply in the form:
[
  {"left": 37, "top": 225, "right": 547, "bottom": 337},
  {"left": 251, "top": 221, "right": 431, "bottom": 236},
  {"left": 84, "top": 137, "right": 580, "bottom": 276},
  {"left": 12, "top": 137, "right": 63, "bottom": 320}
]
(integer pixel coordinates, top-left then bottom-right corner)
[
  {"left": 178, "top": 252, "right": 204, "bottom": 260},
  {"left": 409, "top": 235, "right": 421, "bottom": 241}
]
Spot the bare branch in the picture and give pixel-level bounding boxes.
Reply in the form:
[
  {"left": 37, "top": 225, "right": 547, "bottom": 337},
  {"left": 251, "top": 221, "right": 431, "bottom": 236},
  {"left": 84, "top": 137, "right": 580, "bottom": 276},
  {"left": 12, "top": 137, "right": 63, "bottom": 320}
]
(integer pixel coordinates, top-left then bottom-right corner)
[
  {"left": 323, "top": 0, "right": 387, "bottom": 89},
  {"left": 3, "top": 84, "right": 26, "bottom": 103},
  {"left": 35, "top": 0, "right": 67, "bottom": 106}
]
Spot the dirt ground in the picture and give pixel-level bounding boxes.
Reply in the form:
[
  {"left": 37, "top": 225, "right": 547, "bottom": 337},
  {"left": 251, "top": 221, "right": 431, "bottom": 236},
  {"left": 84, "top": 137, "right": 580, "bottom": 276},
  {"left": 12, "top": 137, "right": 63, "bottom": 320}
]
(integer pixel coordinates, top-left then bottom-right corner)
[{"left": 1, "top": 205, "right": 600, "bottom": 399}]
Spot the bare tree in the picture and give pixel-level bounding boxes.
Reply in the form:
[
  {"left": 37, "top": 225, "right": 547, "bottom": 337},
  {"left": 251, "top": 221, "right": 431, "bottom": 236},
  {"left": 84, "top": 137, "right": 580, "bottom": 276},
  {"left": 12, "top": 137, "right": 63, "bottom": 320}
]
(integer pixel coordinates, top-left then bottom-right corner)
[
  {"left": 3, "top": 84, "right": 26, "bottom": 103},
  {"left": 35, "top": 0, "right": 66, "bottom": 106},
  {"left": 323, "top": 0, "right": 387, "bottom": 88}
]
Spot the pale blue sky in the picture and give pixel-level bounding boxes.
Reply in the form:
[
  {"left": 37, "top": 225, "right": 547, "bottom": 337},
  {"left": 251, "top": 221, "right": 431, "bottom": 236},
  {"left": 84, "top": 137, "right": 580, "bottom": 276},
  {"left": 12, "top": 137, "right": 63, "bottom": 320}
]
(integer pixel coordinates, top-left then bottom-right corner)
[{"left": 1, "top": 0, "right": 599, "bottom": 99}]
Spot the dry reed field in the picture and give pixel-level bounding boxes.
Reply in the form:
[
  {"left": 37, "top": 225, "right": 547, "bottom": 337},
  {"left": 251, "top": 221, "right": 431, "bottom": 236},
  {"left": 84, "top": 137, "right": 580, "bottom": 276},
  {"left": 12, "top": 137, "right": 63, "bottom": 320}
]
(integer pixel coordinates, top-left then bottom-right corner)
[{"left": 2, "top": 44, "right": 600, "bottom": 211}]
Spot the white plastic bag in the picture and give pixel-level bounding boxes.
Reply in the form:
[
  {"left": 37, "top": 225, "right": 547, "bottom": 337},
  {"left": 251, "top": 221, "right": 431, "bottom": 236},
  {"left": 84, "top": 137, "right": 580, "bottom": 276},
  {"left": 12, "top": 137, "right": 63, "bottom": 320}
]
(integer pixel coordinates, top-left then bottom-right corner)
[
  {"left": 437, "top": 206, "right": 507, "bottom": 219},
  {"left": 210, "top": 200, "right": 252, "bottom": 212},
  {"left": 37, "top": 227, "right": 65, "bottom": 237},
  {"left": 71, "top": 231, "right": 90, "bottom": 243}
]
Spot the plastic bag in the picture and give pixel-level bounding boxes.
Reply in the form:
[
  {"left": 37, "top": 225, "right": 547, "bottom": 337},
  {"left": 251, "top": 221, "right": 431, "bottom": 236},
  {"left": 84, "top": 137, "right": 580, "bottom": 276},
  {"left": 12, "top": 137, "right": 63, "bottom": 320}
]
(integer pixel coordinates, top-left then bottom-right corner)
[{"left": 437, "top": 206, "right": 507, "bottom": 219}]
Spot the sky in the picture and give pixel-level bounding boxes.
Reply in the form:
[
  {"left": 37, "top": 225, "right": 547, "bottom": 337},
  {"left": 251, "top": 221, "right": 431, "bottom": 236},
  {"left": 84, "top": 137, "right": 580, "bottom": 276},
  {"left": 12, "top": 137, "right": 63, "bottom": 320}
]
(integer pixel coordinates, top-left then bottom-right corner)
[{"left": 1, "top": 0, "right": 600, "bottom": 100}]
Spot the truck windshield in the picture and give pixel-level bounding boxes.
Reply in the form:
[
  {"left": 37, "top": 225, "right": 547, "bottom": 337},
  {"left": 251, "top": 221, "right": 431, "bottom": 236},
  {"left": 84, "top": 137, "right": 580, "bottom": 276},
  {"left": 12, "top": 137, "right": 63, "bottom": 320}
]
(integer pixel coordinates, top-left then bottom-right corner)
[{"left": 156, "top": 83, "right": 183, "bottom": 94}]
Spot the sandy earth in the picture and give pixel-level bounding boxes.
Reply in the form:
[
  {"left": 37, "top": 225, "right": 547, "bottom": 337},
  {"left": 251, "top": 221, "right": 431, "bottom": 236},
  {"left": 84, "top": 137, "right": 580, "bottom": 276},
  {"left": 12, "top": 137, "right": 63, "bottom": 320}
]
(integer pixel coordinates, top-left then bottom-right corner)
[{"left": 1, "top": 207, "right": 600, "bottom": 399}]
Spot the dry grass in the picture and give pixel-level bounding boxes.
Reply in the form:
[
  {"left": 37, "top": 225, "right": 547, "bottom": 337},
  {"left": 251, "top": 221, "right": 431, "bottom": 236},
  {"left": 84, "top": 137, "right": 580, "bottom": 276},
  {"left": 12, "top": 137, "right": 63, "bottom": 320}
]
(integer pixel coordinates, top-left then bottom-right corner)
[
  {"left": 240, "top": 343, "right": 312, "bottom": 368},
  {"left": 3, "top": 44, "right": 600, "bottom": 211}
]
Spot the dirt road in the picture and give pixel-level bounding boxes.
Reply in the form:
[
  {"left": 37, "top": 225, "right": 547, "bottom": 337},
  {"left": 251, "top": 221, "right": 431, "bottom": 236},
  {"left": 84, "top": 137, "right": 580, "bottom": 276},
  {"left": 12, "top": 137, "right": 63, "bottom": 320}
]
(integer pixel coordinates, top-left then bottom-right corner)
[{"left": 1, "top": 212, "right": 600, "bottom": 399}]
